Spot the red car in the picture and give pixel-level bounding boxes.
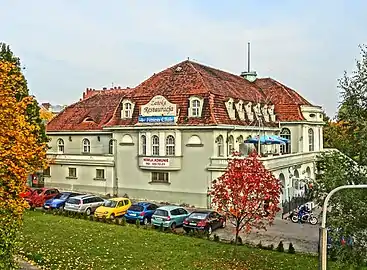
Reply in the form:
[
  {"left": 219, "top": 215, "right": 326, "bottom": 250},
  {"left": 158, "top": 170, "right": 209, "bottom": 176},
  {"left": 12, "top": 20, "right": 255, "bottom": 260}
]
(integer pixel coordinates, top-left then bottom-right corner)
[
  {"left": 20, "top": 186, "right": 34, "bottom": 198},
  {"left": 26, "top": 188, "right": 59, "bottom": 209}
]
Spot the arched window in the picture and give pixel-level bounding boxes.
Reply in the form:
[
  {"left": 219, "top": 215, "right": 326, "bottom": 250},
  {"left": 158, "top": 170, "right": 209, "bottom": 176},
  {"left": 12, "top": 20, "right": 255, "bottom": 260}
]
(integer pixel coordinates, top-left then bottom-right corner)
[
  {"left": 216, "top": 135, "right": 224, "bottom": 157},
  {"left": 280, "top": 128, "right": 291, "bottom": 154},
  {"left": 308, "top": 128, "right": 314, "bottom": 151},
  {"left": 227, "top": 135, "right": 234, "bottom": 156},
  {"left": 141, "top": 135, "right": 147, "bottom": 155},
  {"left": 124, "top": 102, "right": 132, "bottom": 118},
  {"left": 57, "top": 138, "right": 64, "bottom": 153},
  {"left": 165, "top": 135, "right": 175, "bottom": 156},
  {"left": 192, "top": 100, "right": 200, "bottom": 117},
  {"left": 82, "top": 138, "right": 90, "bottom": 153},
  {"left": 108, "top": 140, "right": 114, "bottom": 154},
  {"left": 152, "top": 135, "right": 159, "bottom": 156}
]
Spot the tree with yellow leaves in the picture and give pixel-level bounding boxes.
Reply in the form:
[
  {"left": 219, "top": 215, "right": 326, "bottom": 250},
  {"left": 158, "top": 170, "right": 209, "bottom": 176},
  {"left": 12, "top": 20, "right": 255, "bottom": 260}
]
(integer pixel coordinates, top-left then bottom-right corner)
[{"left": 0, "top": 60, "right": 48, "bottom": 268}]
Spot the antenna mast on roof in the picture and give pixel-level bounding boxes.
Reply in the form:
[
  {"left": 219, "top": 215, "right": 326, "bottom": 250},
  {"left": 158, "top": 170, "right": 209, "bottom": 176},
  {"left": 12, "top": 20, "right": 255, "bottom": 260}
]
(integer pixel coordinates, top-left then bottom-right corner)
[
  {"left": 240, "top": 41, "right": 257, "bottom": 82},
  {"left": 247, "top": 42, "right": 251, "bottom": 72}
]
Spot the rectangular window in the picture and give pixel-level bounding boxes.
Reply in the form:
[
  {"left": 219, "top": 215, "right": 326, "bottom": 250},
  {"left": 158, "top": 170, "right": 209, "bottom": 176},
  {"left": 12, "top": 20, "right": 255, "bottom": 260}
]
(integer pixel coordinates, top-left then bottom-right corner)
[
  {"left": 151, "top": 172, "right": 169, "bottom": 183},
  {"left": 96, "top": 169, "right": 105, "bottom": 179},
  {"left": 43, "top": 166, "right": 51, "bottom": 177},
  {"left": 68, "top": 168, "right": 77, "bottom": 178}
]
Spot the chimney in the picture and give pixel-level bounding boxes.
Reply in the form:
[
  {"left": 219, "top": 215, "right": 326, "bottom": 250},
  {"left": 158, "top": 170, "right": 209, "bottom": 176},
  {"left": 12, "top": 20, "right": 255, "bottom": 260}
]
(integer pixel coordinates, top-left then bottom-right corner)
[{"left": 240, "top": 42, "right": 257, "bottom": 82}]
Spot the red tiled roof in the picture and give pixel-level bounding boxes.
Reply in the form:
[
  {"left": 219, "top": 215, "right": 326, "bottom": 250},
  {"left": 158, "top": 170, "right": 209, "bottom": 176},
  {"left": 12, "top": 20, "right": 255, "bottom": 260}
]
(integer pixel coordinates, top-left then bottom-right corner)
[
  {"left": 46, "top": 89, "right": 131, "bottom": 131},
  {"left": 254, "top": 78, "right": 311, "bottom": 121},
  {"left": 47, "top": 60, "right": 315, "bottom": 131}
]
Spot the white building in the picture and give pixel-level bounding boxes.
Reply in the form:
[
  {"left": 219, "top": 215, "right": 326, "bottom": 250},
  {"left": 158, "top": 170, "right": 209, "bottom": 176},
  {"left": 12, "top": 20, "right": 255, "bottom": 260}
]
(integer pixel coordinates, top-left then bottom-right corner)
[{"left": 44, "top": 60, "right": 324, "bottom": 211}]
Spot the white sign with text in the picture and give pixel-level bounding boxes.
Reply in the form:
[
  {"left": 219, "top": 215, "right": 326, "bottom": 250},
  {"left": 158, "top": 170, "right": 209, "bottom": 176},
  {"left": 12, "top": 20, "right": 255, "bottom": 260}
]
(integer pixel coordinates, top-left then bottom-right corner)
[
  {"left": 142, "top": 157, "right": 170, "bottom": 167},
  {"left": 140, "top": 95, "right": 177, "bottom": 117}
]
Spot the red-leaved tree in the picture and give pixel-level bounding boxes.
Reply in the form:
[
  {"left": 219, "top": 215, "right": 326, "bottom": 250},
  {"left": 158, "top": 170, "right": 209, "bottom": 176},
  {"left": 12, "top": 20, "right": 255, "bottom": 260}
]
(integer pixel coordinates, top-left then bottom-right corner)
[{"left": 211, "top": 150, "right": 281, "bottom": 244}]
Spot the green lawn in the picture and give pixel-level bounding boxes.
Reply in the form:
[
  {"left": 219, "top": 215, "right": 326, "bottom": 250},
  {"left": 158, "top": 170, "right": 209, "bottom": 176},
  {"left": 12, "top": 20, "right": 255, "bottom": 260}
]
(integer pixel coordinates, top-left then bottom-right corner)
[{"left": 20, "top": 211, "right": 344, "bottom": 270}]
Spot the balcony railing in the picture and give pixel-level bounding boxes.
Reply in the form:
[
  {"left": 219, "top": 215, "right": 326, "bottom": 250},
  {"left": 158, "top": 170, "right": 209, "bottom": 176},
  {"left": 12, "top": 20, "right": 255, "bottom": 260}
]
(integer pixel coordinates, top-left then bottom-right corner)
[{"left": 208, "top": 151, "right": 321, "bottom": 172}]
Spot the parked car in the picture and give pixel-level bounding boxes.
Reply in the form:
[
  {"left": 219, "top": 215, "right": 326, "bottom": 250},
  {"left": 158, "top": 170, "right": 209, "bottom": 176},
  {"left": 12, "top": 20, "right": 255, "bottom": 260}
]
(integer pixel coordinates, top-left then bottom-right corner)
[
  {"left": 183, "top": 210, "right": 226, "bottom": 235},
  {"left": 20, "top": 186, "right": 34, "bottom": 198},
  {"left": 43, "top": 192, "right": 83, "bottom": 210},
  {"left": 64, "top": 194, "right": 105, "bottom": 215},
  {"left": 26, "top": 188, "right": 59, "bottom": 208},
  {"left": 94, "top": 197, "right": 132, "bottom": 219},
  {"left": 125, "top": 202, "right": 159, "bottom": 224},
  {"left": 151, "top": 205, "right": 190, "bottom": 229}
]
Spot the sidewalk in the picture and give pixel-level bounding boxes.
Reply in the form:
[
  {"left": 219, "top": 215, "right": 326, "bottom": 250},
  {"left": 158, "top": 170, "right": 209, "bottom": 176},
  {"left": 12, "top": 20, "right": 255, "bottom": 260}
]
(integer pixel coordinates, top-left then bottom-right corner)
[{"left": 17, "top": 257, "right": 40, "bottom": 270}]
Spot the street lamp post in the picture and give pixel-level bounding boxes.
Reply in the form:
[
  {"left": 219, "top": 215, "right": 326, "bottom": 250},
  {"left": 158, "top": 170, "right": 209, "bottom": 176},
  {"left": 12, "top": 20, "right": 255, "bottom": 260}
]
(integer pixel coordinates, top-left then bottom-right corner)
[{"left": 320, "top": 184, "right": 367, "bottom": 270}]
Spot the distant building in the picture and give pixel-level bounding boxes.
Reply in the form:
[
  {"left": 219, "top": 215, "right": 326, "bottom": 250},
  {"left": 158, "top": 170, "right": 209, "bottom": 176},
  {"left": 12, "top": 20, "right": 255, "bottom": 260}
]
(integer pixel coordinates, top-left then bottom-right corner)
[{"left": 44, "top": 60, "right": 324, "bottom": 211}]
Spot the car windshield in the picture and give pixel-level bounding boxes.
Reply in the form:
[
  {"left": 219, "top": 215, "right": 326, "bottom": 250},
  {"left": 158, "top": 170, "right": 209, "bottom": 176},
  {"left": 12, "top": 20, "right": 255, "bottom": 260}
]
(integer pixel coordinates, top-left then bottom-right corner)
[
  {"left": 154, "top": 209, "right": 169, "bottom": 217},
  {"left": 129, "top": 205, "right": 144, "bottom": 212},
  {"left": 32, "top": 189, "right": 42, "bottom": 195},
  {"left": 189, "top": 213, "right": 208, "bottom": 220},
  {"left": 54, "top": 193, "right": 69, "bottom": 200},
  {"left": 67, "top": 198, "right": 81, "bottom": 205},
  {"left": 104, "top": 200, "right": 117, "bottom": 208}
]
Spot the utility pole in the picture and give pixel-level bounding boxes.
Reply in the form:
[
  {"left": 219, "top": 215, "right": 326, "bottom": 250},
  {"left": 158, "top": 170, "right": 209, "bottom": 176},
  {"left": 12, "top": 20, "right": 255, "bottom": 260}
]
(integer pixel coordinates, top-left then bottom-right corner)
[{"left": 320, "top": 184, "right": 367, "bottom": 270}]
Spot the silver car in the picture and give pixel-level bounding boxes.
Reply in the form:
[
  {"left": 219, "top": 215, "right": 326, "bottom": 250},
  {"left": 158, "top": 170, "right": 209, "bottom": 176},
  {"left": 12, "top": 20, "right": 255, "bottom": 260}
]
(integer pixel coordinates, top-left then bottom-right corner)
[{"left": 64, "top": 194, "right": 105, "bottom": 215}]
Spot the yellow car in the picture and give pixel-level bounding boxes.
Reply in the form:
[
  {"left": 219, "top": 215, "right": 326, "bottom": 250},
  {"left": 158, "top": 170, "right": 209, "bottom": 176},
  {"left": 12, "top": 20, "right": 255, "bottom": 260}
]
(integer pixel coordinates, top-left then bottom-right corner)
[{"left": 94, "top": 197, "right": 131, "bottom": 219}]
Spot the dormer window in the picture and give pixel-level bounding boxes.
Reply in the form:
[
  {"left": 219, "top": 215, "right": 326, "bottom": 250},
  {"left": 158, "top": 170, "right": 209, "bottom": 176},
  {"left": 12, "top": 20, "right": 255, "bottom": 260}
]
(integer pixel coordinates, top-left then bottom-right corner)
[
  {"left": 225, "top": 98, "right": 236, "bottom": 120},
  {"left": 121, "top": 99, "right": 135, "bottom": 119},
  {"left": 188, "top": 96, "right": 204, "bottom": 118},
  {"left": 192, "top": 100, "right": 200, "bottom": 117},
  {"left": 124, "top": 103, "right": 132, "bottom": 118}
]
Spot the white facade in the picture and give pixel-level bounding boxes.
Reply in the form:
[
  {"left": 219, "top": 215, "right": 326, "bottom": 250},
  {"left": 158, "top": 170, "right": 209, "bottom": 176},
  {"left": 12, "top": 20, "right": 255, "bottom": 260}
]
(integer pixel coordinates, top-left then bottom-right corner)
[{"left": 45, "top": 102, "right": 324, "bottom": 208}]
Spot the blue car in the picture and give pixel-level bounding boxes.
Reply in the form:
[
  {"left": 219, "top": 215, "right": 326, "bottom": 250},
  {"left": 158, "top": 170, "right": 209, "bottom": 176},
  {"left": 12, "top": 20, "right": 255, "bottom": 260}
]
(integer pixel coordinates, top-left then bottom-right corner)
[
  {"left": 43, "top": 192, "right": 82, "bottom": 210},
  {"left": 125, "top": 202, "right": 159, "bottom": 225}
]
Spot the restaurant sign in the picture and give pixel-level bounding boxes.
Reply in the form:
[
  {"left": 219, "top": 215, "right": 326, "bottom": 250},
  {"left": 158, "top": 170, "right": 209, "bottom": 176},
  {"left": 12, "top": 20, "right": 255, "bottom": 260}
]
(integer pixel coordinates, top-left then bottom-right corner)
[
  {"left": 142, "top": 157, "right": 169, "bottom": 167},
  {"left": 138, "top": 115, "right": 175, "bottom": 123},
  {"left": 140, "top": 95, "right": 177, "bottom": 116}
]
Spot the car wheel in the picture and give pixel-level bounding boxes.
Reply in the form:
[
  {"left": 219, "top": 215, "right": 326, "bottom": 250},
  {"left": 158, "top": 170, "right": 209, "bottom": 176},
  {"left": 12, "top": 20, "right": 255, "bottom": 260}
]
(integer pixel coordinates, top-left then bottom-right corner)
[
  {"left": 171, "top": 222, "right": 176, "bottom": 229},
  {"left": 207, "top": 226, "right": 213, "bottom": 235},
  {"left": 142, "top": 217, "right": 148, "bottom": 225},
  {"left": 110, "top": 214, "right": 115, "bottom": 220},
  {"left": 222, "top": 220, "right": 226, "bottom": 228},
  {"left": 85, "top": 208, "right": 92, "bottom": 216}
]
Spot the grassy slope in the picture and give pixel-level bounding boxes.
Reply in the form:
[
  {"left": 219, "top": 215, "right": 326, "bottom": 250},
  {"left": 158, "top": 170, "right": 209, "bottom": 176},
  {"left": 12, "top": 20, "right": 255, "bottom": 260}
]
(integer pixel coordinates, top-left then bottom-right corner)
[{"left": 20, "top": 211, "right": 343, "bottom": 270}]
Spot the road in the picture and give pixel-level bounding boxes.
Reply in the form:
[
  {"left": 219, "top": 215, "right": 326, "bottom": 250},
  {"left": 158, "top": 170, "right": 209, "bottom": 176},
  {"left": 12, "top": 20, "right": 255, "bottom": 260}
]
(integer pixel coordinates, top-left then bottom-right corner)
[{"left": 212, "top": 218, "right": 319, "bottom": 254}]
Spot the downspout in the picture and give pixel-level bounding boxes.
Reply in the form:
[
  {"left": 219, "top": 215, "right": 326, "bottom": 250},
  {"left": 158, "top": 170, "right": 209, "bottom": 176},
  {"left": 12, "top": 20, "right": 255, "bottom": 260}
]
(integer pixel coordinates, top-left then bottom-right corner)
[{"left": 112, "top": 138, "right": 118, "bottom": 197}]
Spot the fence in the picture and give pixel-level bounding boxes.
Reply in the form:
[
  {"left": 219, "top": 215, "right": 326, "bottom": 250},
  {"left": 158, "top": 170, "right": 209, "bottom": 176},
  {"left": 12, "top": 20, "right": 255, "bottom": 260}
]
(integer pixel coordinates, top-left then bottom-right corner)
[{"left": 282, "top": 196, "right": 309, "bottom": 218}]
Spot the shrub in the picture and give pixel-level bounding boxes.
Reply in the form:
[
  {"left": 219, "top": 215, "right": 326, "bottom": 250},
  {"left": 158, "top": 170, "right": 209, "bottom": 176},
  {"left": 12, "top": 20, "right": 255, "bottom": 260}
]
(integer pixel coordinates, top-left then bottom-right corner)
[
  {"left": 101, "top": 217, "right": 107, "bottom": 223},
  {"left": 257, "top": 241, "right": 263, "bottom": 249},
  {"left": 159, "top": 223, "right": 164, "bottom": 232},
  {"left": 135, "top": 219, "right": 140, "bottom": 228},
  {"left": 121, "top": 217, "right": 126, "bottom": 226},
  {"left": 213, "top": 234, "right": 220, "bottom": 242},
  {"left": 267, "top": 244, "right": 274, "bottom": 250},
  {"left": 288, "top": 243, "right": 295, "bottom": 254},
  {"left": 276, "top": 241, "right": 285, "bottom": 252}
]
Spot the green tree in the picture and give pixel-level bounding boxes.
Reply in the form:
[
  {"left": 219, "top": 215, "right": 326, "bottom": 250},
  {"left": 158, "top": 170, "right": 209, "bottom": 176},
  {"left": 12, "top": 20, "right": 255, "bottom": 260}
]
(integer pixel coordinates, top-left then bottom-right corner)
[
  {"left": 337, "top": 44, "right": 367, "bottom": 165},
  {"left": 314, "top": 45, "right": 367, "bottom": 267},
  {"left": 314, "top": 152, "right": 367, "bottom": 267},
  {"left": 0, "top": 42, "right": 47, "bottom": 144}
]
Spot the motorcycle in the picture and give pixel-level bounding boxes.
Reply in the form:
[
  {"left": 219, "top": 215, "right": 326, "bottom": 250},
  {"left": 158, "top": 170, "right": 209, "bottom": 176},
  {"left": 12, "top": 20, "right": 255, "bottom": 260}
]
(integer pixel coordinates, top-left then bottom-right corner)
[{"left": 291, "top": 210, "right": 318, "bottom": 225}]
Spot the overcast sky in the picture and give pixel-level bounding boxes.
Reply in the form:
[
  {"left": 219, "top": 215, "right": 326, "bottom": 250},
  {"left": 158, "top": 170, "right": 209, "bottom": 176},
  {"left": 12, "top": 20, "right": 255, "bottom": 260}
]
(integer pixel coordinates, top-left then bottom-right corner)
[{"left": 1, "top": 0, "right": 366, "bottom": 117}]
